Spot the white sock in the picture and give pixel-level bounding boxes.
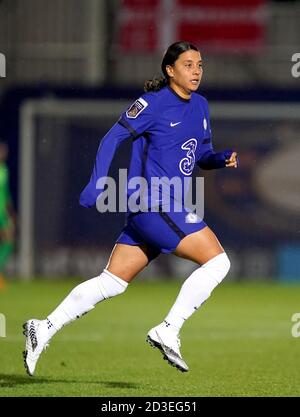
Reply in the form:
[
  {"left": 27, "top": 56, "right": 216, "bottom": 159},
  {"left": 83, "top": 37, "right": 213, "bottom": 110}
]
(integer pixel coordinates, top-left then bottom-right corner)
[
  {"left": 46, "top": 269, "right": 128, "bottom": 338},
  {"left": 164, "top": 253, "right": 230, "bottom": 332}
]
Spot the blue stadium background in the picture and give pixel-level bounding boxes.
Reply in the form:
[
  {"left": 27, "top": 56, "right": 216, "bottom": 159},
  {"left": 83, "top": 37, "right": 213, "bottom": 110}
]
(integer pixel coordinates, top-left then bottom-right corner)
[{"left": 0, "top": 0, "right": 299, "bottom": 281}]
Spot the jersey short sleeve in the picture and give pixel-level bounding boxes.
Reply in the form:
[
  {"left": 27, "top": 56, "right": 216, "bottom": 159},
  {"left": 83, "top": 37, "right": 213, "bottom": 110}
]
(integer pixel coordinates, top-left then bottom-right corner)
[{"left": 118, "top": 93, "right": 157, "bottom": 138}]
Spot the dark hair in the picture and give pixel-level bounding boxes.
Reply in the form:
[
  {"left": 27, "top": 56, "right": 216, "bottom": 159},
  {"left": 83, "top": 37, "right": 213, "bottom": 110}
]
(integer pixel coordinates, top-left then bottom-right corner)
[{"left": 144, "top": 41, "right": 199, "bottom": 92}]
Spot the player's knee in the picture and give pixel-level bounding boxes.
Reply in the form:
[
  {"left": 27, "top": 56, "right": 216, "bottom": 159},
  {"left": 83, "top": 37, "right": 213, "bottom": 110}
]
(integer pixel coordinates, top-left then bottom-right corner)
[
  {"left": 97, "top": 269, "right": 128, "bottom": 299},
  {"left": 217, "top": 252, "right": 230, "bottom": 283},
  {"left": 222, "top": 253, "right": 231, "bottom": 278},
  {"left": 203, "top": 252, "right": 230, "bottom": 284}
]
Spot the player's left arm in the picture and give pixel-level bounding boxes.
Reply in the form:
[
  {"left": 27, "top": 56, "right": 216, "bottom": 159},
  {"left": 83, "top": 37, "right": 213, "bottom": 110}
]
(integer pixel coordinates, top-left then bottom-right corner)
[
  {"left": 197, "top": 98, "right": 238, "bottom": 170},
  {"left": 225, "top": 151, "right": 238, "bottom": 168},
  {"left": 197, "top": 148, "right": 238, "bottom": 170}
]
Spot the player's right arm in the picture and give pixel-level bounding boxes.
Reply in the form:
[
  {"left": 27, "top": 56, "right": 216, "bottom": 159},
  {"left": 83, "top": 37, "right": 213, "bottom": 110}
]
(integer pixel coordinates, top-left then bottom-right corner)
[
  {"left": 79, "top": 122, "right": 132, "bottom": 208},
  {"left": 79, "top": 94, "right": 156, "bottom": 208}
]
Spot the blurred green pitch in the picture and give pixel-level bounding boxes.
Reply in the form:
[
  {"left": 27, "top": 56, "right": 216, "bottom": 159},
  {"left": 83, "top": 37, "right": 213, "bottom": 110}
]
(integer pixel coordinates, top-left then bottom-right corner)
[{"left": 0, "top": 279, "right": 300, "bottom": 397}]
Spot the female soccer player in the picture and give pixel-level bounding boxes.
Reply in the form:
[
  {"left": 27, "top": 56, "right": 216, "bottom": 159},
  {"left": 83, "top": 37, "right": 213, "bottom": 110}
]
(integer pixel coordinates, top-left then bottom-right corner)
[{"left": 23, "top": 41, "right": 238, "bottom": 375}]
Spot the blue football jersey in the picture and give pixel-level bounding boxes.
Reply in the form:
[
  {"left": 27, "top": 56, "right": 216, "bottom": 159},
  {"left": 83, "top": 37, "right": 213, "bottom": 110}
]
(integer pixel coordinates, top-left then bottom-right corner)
[
  {"left": 80, "top": 86, "right": 231, "bottom": 209},
  {"left": 121, "top": 87, "right": 212, "bottom": 171}
]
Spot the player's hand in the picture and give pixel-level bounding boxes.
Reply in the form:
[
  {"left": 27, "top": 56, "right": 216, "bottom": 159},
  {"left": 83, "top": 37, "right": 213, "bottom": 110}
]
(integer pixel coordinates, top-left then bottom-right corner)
[{"left": 225, "top": 151, "right": 238, "bottom": 168}]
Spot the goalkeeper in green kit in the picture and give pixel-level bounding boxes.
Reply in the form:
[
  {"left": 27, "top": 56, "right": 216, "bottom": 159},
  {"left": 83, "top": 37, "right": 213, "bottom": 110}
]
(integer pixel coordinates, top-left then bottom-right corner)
[{"left": 0, "top": 141, "right": 15, "bottom": 289}]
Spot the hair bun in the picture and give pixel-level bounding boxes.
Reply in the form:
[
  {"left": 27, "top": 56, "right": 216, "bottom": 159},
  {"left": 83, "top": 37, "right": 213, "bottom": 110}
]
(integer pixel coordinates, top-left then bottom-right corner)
[{"left": 144, "top": 77, "right": 167, "bottom": 92}]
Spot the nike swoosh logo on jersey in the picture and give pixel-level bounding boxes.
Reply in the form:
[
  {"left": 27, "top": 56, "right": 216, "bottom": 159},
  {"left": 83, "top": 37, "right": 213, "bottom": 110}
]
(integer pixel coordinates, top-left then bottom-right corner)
[{"left": 170, "top": 122, "right": 181, "bottom": 127}]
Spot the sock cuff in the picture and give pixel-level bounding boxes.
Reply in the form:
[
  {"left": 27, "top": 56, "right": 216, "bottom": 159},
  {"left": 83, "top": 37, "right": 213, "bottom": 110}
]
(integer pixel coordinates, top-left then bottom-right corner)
[
  {"left": 202, "top": 252, "right": 230, "bottom": 268},
  {"left": 200, "top": 252, "right": 230, "bottom": 284},
  {"left": 103, "top": 269, "right": 129, "bottom": 288}
]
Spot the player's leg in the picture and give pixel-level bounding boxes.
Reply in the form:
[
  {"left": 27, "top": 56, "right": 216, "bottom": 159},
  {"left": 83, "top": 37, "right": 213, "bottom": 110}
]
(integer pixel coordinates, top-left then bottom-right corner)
[
  {"left": 164, "top": 226, "right": 230, "bottom": 328},
  {"left": 23, "top": 243, "right": 151, "bottom": 376},
  {"left": 45, "top": 243, "right": 150, "bottom": 330},
  {"left": 147, "top": 226, "right": 230, "bottom": 372},
  {"left": 0, "top": 217, "right": 14, "bottom": 290},
  {"left": 105, "top": 243, "right": 155, "bottom": 282},
  {"left": 174, "top": 225, "right": 225, "bottom": 264}
]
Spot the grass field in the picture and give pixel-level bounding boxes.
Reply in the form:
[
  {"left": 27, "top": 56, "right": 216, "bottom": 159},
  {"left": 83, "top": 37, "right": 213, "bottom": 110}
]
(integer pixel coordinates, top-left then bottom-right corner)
[{"left": 0, "top": 278, "right": 300, "bottom": 397}]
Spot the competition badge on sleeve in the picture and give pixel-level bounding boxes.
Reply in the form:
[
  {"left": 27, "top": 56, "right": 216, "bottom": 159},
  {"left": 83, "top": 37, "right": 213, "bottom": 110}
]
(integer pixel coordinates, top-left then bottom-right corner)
[{"left": 126, "top": 98, "right": 148, "bottom": 119}]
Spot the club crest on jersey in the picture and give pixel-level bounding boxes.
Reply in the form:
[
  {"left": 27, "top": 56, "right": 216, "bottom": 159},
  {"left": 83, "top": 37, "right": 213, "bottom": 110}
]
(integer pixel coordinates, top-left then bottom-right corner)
[
  {"left": 126, "top": 97, "right": 148, "bottom": 119},
  {"left": 185, "top": 212, "right": 201, "bottom": 224}
]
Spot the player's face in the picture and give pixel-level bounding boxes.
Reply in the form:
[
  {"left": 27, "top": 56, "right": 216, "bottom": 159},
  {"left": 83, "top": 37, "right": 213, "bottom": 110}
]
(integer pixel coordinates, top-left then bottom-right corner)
[{"left": 166, "top": 50, "right": 203, "bottom": 99}]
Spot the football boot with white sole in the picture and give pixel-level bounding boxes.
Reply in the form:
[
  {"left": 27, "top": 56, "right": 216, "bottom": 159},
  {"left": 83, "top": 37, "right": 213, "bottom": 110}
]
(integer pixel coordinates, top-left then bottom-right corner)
[
  {"left": 146, "top": 323, "right": 189, "bottom": 372},
  {"left": 23, "top": 319, "right": 50, "bottom": 376}
]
